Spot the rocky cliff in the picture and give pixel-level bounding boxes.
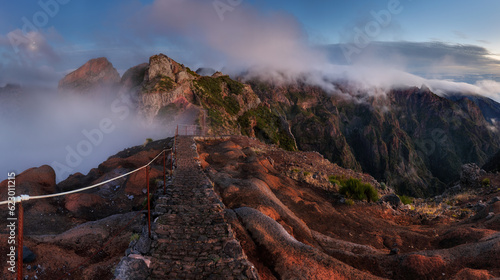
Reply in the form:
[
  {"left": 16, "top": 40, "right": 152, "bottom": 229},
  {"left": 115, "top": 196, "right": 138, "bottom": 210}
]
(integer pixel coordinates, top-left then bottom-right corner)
[{"left": 241, "top": 80, "right": 500, "bottom": 197}]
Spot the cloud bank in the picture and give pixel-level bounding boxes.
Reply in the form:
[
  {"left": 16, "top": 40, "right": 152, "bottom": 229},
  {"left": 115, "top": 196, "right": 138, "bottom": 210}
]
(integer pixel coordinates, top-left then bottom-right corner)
[{"left": 128, "top": 0, "right": 500, "bottom": 102}]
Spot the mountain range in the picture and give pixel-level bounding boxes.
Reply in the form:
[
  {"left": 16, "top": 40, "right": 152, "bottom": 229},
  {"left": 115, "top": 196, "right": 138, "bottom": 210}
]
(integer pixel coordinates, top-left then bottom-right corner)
[{"left": 55, "top": 54, "right": 500, "bottom": 197}]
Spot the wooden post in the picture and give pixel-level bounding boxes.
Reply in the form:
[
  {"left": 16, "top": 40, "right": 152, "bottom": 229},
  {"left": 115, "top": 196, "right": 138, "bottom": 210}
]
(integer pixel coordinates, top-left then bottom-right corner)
[
  {"left": 17, "top": 202, "right": 23, "bottom": 280},
  {"left": 163, "top": 150, "right": 166, "bottom": 195},
  {"left": 146, "top": 167, "right": 151, "bottom": 238},
  {"left": 170, "top": 150, "right": 173, "bottom": 175}
]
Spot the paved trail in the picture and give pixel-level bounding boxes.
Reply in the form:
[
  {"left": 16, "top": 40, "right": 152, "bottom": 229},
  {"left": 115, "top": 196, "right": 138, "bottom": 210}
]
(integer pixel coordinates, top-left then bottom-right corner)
[{"left": 150, "top": 136, "right": 259, "bottom": 279}]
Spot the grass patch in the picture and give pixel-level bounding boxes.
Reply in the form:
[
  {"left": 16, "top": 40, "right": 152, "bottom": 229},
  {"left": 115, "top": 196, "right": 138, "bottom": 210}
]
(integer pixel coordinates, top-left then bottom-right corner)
[
  {"left": 345, "top": 199, "right": 355, "bottom": 206},
  {"left": 338, "top": 178, "right": 379, "bottom": 202},
  {"left": 399, "top": 195, "right": 414, "bottom": 205},
  {"left": 482, "top": 178, "right": 491, "bottom": 188},
  {"left": 238, "top": 105, "right": 296, "bottom": 151}
]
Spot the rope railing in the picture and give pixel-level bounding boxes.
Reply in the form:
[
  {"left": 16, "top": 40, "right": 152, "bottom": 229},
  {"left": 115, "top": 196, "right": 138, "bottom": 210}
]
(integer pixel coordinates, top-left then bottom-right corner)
[
  {"left": 2, "top": 134, "right": 179, "bottom": 280},
  {"left": 0, "top": 149, "right": 168, "bottom": 205}
]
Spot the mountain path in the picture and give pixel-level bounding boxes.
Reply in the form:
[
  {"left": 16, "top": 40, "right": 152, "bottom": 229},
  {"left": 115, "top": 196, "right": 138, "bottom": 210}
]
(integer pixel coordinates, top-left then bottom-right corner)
[{"left": 149, "top": 136, "right": 260, "bottom": 279}]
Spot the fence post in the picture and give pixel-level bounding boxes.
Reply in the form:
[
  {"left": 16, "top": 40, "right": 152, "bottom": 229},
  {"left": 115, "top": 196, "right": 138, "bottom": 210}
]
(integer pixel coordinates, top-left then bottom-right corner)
[
  {"left": 170, "top": 149, "right": 173, "bottom": 176},
  {"left": 146, "top": 166, "right": 151, "bottom": 238},
  {"left": 17, "top": 202, "right": 23, "bottom": 280},
  {"left": 163, "top": 150, "right": 166, "bottom": 195}
]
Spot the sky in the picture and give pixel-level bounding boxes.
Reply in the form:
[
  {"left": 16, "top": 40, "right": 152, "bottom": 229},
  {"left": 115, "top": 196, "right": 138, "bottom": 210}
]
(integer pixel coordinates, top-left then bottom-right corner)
[
  {"left": 0, "top": 0, "right": 499, "bottom": 89},
  {"left": 1, "top": 0, "right": 500, "bottom": 181}
]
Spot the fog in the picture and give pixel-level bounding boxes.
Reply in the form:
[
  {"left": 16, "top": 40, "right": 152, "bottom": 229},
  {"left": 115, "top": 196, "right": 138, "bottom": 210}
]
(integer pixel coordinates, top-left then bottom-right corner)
[
  {"left": 2, "top": 0, "right": 500, "bottom": 183},
  {"left": 133, "top": 0, "right": 500, "bottom": 103},
  {"left": 0, "top": 87, "right": 172, "bottom": 183}
]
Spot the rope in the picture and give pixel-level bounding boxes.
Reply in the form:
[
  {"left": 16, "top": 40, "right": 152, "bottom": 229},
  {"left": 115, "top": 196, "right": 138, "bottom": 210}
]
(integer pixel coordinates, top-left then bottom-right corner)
[{"left": 0, "top": 149, "right": 168, "bottom": 206}]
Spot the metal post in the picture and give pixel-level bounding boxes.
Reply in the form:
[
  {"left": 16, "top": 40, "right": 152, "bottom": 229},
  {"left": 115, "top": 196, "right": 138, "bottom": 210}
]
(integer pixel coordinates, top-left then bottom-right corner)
[
  {"left": 146, "top": 167, "right": 151, "bottom": 238},
  {"left": 17, "top": 202, "right": 23, "bottom": 280},
  {"left": 163, "top": 150, "right": 166, "bottom": 195}
]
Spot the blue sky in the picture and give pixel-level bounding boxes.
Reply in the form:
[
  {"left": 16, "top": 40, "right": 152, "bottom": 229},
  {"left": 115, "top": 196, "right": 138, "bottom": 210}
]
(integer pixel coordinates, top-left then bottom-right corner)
[{"left": 0, "top": 0, "right": 499, "bottom": 89}]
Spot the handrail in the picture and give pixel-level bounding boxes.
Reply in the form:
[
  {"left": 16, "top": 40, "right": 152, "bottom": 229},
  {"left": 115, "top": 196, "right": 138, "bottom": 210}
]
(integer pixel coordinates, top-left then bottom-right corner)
[{"left": 0, "top": 149, "right": 167, "bottom": 205}]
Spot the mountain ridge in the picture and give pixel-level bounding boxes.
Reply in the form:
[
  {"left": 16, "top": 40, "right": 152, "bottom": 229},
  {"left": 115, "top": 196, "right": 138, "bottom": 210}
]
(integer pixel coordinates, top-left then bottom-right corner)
[{"left": 56, "top": 54, "right": 500, "bottom": 197}]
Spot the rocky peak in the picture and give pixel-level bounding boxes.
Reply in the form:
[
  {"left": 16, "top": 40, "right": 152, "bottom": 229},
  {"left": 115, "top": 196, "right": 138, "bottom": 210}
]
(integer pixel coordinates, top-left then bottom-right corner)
[
  {"left": 58, "top": 57, "right": 120, "bottom": 93},
  {"left": 146, "top": 53, "right": 189, "bottom": 83}
]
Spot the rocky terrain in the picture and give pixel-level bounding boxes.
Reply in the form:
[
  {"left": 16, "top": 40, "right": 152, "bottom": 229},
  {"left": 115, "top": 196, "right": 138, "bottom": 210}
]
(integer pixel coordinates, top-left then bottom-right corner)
[
  {"left": 0, "top": 139, "right": 171, "bottom": 279},
  {"left": 1, "top": 134, "right": 499, "bottom": 279},
  {"left": 197, "top": 136, "right": 500, "bottom": 280},
  {"left": 2, "top": 53, "right": 500, "bottom": 279}
]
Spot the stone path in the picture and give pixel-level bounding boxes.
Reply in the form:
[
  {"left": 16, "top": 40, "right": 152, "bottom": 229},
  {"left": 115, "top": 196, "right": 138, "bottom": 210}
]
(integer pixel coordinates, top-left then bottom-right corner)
[{"left": 150, "top": 136, "right": 259, "bottom": 279}]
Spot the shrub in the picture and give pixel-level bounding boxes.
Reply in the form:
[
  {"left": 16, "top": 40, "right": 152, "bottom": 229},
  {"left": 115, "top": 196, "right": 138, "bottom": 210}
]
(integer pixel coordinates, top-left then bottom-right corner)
[
  {"left": 380, "top": 182, "right": 387, "bottom": 190},
  {"left": 303, "top": 171, "right": 311, "bottom": 177},
  {"left": 143, "top": 138, "right": 153, "bottom": 146},
  {"left": 339, "top": 178, "right": 379, "bottom": 202},
  {"left": 481, "top": 178, "right": 491, "bottom": 188},
  {"left": 399, "top": 195, "right": 413, "bottom": 205},
  {"left": 186, "top": 67, "right": 199, "bottom": 77},
  {"left": 345, "top": 199, "right": 355, "bottom": 206}
]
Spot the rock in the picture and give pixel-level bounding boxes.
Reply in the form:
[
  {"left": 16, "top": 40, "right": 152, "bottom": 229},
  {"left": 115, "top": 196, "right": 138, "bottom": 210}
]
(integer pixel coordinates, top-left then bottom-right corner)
[
  {"left": 390, "top": 248, "right": 400, "bottom": 255},
  {"left": 453, "top": 268, "right": 494, "bottom": 280},
  {"left": 396, "top": 254, "right": 446, "bottom": 280},
  {"left": 22, "top": 246, "right": 36, "bottom": 263},
  {"left": 133, "top": 234, "right": 152, "bottom": 255},
  {"left": 473, "top": 202, "right": 487, "bottom": 212},
  {"left": 223, "top": 240, "right": 243, "bottom": 258},
  {"left": 146, "top": 53, "right": 185, "bottom": 83},
  {"left": 381, "top": 194, "right": 402, "bottom": 208},
  {"left": 64, "top": 193, "right": 105, "bottom": 214},
  {"left": 121, "top": 63, "right": 148, "bottom": 89},
  {"left": 58, "top": 57, "right": 120, "bottom": 94},
  {"left": 114, "top": 256, "right": 149, "bottom": 280},
  {"left": 460, "top": 163, "right": 482, "bottom": 188},
  {"left": 489, "top": 197, "right": 500, "bottom": 204},
  {"left": 485, "top": 212, "right": 495, "bottom": 220}
]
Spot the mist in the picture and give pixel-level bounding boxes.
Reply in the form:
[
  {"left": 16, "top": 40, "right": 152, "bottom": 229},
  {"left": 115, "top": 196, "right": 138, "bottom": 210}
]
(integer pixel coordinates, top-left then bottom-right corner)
[
  {"left": 131, "top": 0, "right": 500, "bottom": 103},
  {"left": 0, "top": 87, "right": 172, "bottom": 183}
]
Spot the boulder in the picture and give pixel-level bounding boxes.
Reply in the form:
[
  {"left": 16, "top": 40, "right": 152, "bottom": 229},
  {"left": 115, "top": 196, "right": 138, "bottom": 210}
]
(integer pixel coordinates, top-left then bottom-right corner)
[
  {"left": 380, "top": 193, "right": 402, "bottom": 208},
  {"left": 113, "top": 256, "right": 150, "bottom": 280},
  {"left": 0, "top": 165, "right": 56, "bottom": 200},
  {"left": 64, "top": 193, "right": 105, "bottom": 214},
  {"left": 460, "top": 163, "right": 482, "bottom": 188},
  {"left": 453, "top": 268, "right": 494, "bottom": 280}
]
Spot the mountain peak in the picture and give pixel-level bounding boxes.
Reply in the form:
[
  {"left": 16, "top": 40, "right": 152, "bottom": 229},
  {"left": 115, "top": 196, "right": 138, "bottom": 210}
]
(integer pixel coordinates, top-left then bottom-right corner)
[{"left": 58, "top": 57, "right": 120, "bottom": 94}]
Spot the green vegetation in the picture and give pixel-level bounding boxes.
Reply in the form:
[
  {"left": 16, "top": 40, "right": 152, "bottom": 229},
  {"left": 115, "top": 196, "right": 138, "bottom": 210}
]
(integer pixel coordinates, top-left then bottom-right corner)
[
  {"left": 303, "top": 171, "right": 311, "bottom": 177},
  {"left": 186, "top": 67, "right": 199, "bottom": 77},
  {"left": 328, "top": 175, "right": 342, "bottom": 186},
  {"left": 143, "top": 75, "right": 176, "bottom": 93},
  {"left": 238, "top": 105, "right": 297, "bottom": 151},
  {"left": 194, "top": 76, "right": 243, "bottom": 117},
  {"left": 380, "top": 182, "right": 387, "bottom": 191},
  {"left": 399, "top": 195, "right": 414, "bottom": 205},
  {"left": 130, "top": 233, "right": 140, "bottom": 242},
  {"left": 143, "top": 138, "right": 153, "bottom": 146},
  {"left": 481, "top": 178, "right": 491, "bottom": 188},
  {"left": 157, "top": 76, "right": 175, "bottom": 91},
  {"left": 338, "top": 177, "right": 379, "bottom": 202},
  {"left": 345, "top": 199, "right": 355, "bottom": 206}
]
